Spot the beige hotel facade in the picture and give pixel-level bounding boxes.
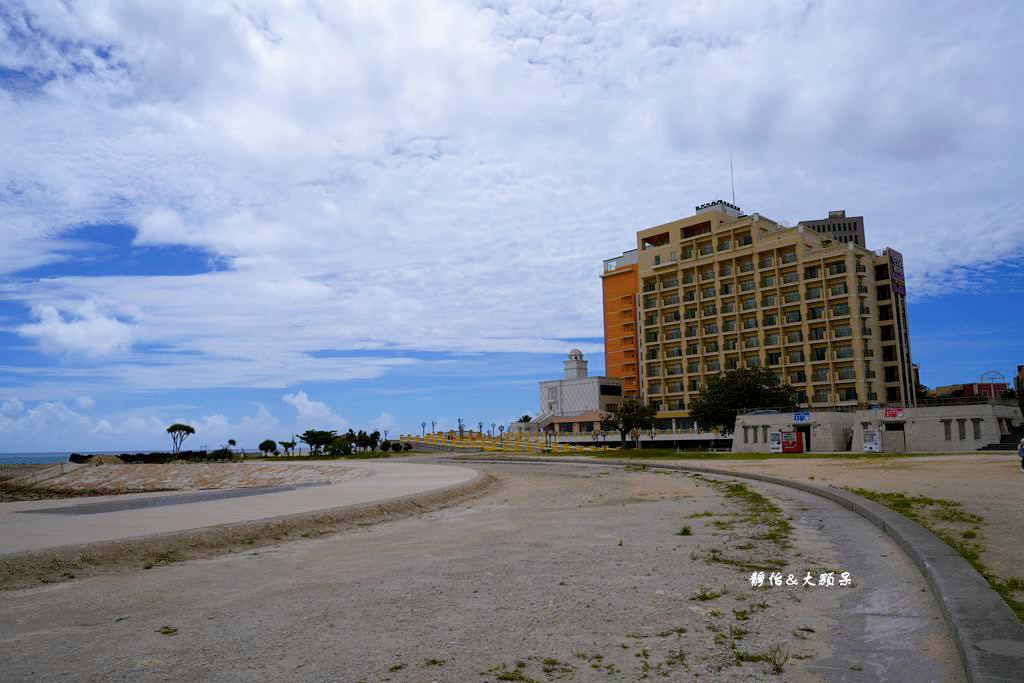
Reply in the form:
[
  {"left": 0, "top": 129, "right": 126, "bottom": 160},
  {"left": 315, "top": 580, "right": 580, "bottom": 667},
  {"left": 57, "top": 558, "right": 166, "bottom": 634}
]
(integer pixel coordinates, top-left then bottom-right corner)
[{"left": 602, "top": 200, "right": 915, "bottom": 427}]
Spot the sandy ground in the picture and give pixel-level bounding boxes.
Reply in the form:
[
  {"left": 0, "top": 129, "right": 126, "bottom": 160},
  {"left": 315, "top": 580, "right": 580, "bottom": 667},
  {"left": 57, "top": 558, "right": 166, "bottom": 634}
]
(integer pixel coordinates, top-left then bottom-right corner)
[
  {"left": 59, "top": 463, "right": 368, "bottom": 491},
  {"left": 1, "top": 463, "right": 366, "bottom": 500},
  {"left": 0, "top": 462, "right": 960, "bottom": 682},
  {"left": 650, "top": 454, "right": 1022, "bottom": 581}
]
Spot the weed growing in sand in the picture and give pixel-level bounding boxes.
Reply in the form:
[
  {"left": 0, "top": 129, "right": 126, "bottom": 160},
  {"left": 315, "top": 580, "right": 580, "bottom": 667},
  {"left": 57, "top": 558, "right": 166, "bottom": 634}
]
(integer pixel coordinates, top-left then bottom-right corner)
[
  {"left": 143, "top": 550, "right": 187, "bottom": 570},
  {"left": 422, "top": 658, "right": 446, "bottom": 667},
  {"left": 732, "top": 608, "right": 749, "bottom": 621},
  {"left": 480, "top": 662, "right": 537, "bottom": 682},
  {"left": 690, "top": 586, "right": 723, "bottom": 601},
  {"left": 387, "top": 663, "right": 406, "bottom": 672},
  {"left": 687, "top": 510, "right": 714, "bottom": 518},
  {"left": 654, "top": 626, "right": 687, "bottom": 638},
  {"left": 735, "top": 644, "right": 789, "bottom": 674},
  {"left": 157, "top": 625, "right": 178, "bottom": 636},
  {"left": 539, "top": 657, "right": 576, "bottom": 678},
  {"left": 676, "top": 526, "right": 692, "bottom": 536}
]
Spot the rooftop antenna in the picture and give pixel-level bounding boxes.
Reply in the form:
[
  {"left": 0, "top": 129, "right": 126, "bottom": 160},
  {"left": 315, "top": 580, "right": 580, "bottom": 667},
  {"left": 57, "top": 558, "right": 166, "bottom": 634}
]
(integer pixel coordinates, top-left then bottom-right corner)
[{"left": 730, "top": 154, "right": 735, "bottom": 205}]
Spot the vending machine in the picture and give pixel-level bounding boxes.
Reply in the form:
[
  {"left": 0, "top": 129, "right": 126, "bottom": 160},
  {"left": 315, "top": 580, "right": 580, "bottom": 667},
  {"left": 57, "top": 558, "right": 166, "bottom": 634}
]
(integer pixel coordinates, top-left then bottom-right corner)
[{"left": 781, "top": 431, "right": 804, "bottom": 453}]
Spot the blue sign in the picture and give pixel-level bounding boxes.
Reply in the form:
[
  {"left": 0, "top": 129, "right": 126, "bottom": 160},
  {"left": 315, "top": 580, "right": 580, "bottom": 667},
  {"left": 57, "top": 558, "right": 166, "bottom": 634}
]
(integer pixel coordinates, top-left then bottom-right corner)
[{"left": 793, "top": 412, "right": 811, "bottom": 422}]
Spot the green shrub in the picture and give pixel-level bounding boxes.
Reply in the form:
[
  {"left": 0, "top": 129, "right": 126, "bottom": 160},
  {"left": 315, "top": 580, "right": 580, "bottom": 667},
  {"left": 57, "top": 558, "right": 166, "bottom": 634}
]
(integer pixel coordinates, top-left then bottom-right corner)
[{"left": 392, "top": 442, "right": 404, "bottom": 452}]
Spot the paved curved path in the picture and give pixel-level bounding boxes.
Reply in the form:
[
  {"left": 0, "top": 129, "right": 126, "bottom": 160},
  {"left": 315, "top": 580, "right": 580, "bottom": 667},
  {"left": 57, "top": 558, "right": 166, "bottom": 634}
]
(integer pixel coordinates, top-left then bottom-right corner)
[{"left": 0, "top": 460, "right": 478, "bottom": 555}]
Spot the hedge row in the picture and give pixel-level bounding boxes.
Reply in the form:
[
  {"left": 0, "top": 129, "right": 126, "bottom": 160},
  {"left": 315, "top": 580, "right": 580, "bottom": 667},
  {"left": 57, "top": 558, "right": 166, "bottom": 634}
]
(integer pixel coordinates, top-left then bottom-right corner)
[{"left": 68, "top": 450, "right": 237, "bottom": 464}]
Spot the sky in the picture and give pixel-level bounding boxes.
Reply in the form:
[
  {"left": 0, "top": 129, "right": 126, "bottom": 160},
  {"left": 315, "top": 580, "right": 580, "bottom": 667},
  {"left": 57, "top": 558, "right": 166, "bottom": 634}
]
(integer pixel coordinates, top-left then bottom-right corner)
[{"left": 1, "top": 0, "right": 1022, "bottom": 452}]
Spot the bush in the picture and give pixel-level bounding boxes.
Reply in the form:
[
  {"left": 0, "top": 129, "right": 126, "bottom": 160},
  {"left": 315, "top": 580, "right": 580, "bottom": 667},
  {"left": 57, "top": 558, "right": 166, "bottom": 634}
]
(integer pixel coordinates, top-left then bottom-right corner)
[
  {"left": 210, "top": 447, "right": 235, "bottom": 461},
  {"left": 391, "top": 441, "right": 404, "bottom": 452},
  {"left": 379, "top": 441, "right": 391, "bottom": 452},
  {"left": 326, "top": 438, "right": 352, "bottom": 457},
  {"left": 402, "top": 442, "right": 413, "bottom": 452}
]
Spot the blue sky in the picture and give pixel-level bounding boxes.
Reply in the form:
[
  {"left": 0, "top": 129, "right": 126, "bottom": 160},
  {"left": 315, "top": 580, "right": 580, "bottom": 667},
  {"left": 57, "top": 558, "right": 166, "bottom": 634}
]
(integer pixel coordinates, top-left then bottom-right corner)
[{"left": 1, "top": 1, "right": 1022, "bottom": 452}]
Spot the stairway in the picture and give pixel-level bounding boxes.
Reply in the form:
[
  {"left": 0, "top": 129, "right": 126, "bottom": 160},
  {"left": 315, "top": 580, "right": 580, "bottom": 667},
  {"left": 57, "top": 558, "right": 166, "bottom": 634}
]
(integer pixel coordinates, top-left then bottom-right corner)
[{"left": 977, "top": 434, "right": 1020, "bottom": 451}]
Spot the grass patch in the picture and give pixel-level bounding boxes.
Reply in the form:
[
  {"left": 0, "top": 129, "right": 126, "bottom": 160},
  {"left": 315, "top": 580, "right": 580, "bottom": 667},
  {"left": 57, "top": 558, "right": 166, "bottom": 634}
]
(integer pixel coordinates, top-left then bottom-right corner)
[
  {"left": 539, "top": 657, "right": 576, "bottom": 678},
  {"left": 422, "top": 658, "right": 446, "bottom": 667},
  {"left": 845, "top": 486, "right": 1024, "bottom": 622},
  {"left": 157, "top": 625, "right": 178, "bottom": 636},
  {"left": 687, "top": 510, "right": 714, "bottom": 518},
  {"left": 735, "top": 644, "right": 789, "bottom": 674},
  {"left": 690, "top": 586, "right": 724, "bottom": 601},
  {"left": 676, "top": 526, "right": 692, "bottom": 536},
  {"left": 142, "top": 550, "right": 187, "bottom": 570},
  {"left": 480, "top": 662, "right": 537, "bottom": 681}
]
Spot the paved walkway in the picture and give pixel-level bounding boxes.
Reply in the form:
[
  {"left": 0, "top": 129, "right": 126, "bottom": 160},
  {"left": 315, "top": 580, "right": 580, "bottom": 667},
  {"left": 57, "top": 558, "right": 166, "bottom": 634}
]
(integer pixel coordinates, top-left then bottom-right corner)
[{"left": 0, "top": 460, "right": 477, "bottom": 555}]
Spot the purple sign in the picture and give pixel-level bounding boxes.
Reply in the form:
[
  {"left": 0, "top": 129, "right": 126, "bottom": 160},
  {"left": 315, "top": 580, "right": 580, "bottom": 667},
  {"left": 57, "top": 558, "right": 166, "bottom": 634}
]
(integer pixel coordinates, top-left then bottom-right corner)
[{"left": 889, "top": 249, "right": 906, "bottom": 295}]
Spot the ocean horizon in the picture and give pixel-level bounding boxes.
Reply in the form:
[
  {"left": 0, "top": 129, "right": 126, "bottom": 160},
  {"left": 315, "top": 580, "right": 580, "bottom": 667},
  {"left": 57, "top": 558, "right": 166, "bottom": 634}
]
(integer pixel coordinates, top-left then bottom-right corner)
[{"left": 0, "top": 451, "right": 176, "bottom": 464}]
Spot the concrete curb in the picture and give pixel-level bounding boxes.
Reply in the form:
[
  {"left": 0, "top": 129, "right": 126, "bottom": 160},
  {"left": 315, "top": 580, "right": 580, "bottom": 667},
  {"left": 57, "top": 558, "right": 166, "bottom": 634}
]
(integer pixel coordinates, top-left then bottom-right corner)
[
  {"left": 459, "top": 455, "right": 1024, "bottom": 682},
  {"left": 0, "top": 469, "right": 493, "bottom": 591}
]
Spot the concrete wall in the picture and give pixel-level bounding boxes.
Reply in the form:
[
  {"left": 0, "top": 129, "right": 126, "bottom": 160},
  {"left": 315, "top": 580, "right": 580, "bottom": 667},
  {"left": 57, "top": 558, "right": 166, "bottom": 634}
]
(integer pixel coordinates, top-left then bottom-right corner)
[{"left": 539, "top": 377, "right": 622, "bottom": 416}]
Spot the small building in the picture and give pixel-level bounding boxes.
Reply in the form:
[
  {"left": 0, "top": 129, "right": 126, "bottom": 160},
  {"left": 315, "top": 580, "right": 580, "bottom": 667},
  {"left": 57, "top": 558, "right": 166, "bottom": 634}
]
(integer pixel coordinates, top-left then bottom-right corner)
[
  {"left": 733, "top": 400, "right": 1021, "bottom": 453},
  {"left": 513, "top": 350, "right": 623, "bottom": 435}
]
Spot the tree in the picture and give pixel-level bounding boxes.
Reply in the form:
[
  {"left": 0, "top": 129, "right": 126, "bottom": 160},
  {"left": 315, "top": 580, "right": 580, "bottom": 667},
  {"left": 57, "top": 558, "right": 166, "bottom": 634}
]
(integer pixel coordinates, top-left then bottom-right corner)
[
  {"left": 326, "top": 437, "right": 352, "bottom": 457},
  {"left": 167, "top": 423, "right": 195, "bottom": 453},
  {"left": 259, "top": 439, "right": 277, "bottom": 456},
  {"left": 601, "top": 400, "right": 657, "bottom": 448},
  {"left": 278, "top": 440, "right": 296, "bottom": 456},
  {"left": 369, "top": 430, "right": 381, "bottom": 451},
  {"left": 298, "top": 429, "right": 337, "bottom": 456},
  {"left": 689, "top": 368, "right": 797, "bottom": 432},
  {"left": 517, "top": 414, "right": 532, "bottom": 423}
]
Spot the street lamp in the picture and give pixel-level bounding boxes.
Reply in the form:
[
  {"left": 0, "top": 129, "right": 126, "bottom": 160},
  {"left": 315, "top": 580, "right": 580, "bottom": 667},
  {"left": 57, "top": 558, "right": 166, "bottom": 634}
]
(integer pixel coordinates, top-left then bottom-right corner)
[
  {"left": 421, "top": 422, "right": 426, "bottom": 437},
  {"left": 491, "top": 422, "right": 496, "bottom": 438},
  {"left": 477, "top": 421, "right": 483, "bottom": 436},
  {"left": 458, "top": 418, "right": 464, "bottom": 440},
  {"left": 431, "top": 420, "right": 436, "bottom": 435}
]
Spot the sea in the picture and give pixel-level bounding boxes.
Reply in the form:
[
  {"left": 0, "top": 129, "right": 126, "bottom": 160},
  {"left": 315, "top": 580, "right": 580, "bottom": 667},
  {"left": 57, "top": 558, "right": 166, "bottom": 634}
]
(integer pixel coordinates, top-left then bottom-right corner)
[{"left": 1, "top": 452, "right": 110, "bottom": 464}]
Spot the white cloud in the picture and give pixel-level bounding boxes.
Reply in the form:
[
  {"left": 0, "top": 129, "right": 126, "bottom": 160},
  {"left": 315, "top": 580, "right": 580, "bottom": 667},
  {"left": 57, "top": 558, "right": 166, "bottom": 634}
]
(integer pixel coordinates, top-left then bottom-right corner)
[
  {"left": 1, "top": 398, "right": 24, "bottom": 416},
  {"left": 0, "top": 399, "right": 280, "bottom": 452},
  {"left": 15, "top": 301, "right": 137, "bottom": 357},
  {"left": 282, "top": 391, "right": 348, "bottom": 432},
  {"left": 75, "top": 395, "right": 95, "bottom": 410},
  {"left": 369, "top": 412, "right": 396, "bottom": 432},
  {"left": 0, "top": 0, "right": 1022, "bottom": 399}
]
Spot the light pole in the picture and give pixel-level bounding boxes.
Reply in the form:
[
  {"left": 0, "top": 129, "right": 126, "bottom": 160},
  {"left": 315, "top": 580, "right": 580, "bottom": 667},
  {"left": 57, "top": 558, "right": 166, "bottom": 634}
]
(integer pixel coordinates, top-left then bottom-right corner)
[
  {"left": 421, "top": 422, "right": 426, "bottom": 437},
  {"left": 477, "top": 421, "right": 483, "bottom": 437},
  {"left": 458, "top": 418, "right": 464, "bottom": 440},
  {"left": 431, "top": 420, "right": 436, "bottom": 435},
  {"left": 490, "top": 422, "right": 496, "bottom": 438}
]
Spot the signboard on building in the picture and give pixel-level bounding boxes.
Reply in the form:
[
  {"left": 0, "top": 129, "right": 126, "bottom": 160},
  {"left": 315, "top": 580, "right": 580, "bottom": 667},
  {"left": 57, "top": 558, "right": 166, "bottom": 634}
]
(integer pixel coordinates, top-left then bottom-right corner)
[
  {"left": 768, "top": 432, "right": 783, "bottom": 453},
  {"left": 793, "top": 411, "right": 811, "bottom": 422},
  {"left": 889, "top": 249, "right": 906, "bottom": 296},
  {"left": 884, "top": 408, "right": 904, "bottom": 419},
  {"left": 863, "top": 429, "right": 881, "bottom": 452}
]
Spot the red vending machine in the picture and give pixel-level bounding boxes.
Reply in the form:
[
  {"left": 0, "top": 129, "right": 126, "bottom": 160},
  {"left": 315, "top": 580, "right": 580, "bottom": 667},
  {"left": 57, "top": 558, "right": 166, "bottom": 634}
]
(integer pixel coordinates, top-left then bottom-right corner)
[{"left": 781, "top": 431, "right": 804, "bottom": 453}]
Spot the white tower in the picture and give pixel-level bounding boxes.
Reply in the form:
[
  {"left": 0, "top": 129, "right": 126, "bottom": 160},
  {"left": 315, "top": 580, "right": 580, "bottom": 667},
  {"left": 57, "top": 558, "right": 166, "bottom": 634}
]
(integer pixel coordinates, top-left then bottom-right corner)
[{"left": 564, "top": 349, "right": 588, "bottom": 379}]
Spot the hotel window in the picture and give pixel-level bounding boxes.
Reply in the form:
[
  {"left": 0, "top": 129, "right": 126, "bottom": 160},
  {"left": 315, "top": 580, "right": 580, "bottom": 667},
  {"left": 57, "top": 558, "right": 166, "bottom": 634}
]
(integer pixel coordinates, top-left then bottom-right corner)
[
  {"left": 812, "top": 368, "right": 829, "bottom": 381},
  {"left": 765, "top": 333, "right": 780, "bottom": 345},
  {"left": 721, "top": 283, "right": 734, "bottom": 294},
  {"left": 763, "top": 313, "right": 778, "bottom": 326},
  {"left": 761, "top": 275, "right": 776, "bottom": 287}
]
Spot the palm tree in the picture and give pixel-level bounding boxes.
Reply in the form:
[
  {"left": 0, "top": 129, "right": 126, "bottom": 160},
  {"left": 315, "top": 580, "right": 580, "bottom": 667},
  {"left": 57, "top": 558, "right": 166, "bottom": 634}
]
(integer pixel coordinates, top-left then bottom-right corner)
[{"left": 517, "top": 414, "right": 532, "bottom": 423}]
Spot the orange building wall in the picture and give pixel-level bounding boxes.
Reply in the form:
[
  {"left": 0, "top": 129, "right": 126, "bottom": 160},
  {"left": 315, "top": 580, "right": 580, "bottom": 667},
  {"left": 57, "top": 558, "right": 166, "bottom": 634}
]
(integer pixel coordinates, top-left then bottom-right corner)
[{"left": 602, "top": 265, "right": 640, "bottom": 397}]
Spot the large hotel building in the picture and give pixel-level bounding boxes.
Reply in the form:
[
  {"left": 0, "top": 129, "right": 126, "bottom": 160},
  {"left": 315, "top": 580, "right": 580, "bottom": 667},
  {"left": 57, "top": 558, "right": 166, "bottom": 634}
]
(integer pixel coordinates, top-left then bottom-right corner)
[{"left": 601, "top": 200, "right": 915, "bottom": 428}]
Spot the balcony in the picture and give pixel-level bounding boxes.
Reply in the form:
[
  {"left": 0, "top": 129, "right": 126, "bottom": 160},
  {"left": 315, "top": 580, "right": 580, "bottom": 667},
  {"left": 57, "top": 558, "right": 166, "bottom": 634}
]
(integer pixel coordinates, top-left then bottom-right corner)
[{"left": 781, "top": 252, "right": 798, "bottom": 264}]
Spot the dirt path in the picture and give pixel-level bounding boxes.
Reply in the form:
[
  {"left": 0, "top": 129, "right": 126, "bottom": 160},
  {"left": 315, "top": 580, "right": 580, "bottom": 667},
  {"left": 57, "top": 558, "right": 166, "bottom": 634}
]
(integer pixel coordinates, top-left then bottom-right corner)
[{"left": 0, "top": 463, "right": 960, "bottom": 681}]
